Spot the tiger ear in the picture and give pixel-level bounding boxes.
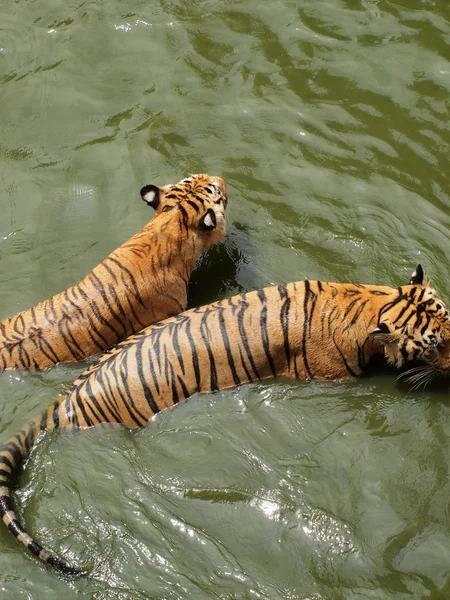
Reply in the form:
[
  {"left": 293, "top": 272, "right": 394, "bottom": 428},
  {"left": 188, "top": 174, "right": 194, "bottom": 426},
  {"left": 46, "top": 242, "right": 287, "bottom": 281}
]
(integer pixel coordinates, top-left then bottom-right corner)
[
  {"left": 198, "top": 208, "right": 217, "bottom": 231},
  {"left": 140, "top": 185, "right": 161, "bottom": 209},
  {"left": 409, "top": 264, "right": 429, "bottom": 287}
]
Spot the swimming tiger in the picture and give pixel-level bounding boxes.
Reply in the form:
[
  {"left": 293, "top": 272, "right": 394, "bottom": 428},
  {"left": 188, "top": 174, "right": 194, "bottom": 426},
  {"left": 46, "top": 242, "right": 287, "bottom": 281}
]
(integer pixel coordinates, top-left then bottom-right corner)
[
  {"left": 0, "top": 174, "right": 227, "bottom": 370},
  {"left": 1, "top": 264, "right": 450, "bottom": 573}
]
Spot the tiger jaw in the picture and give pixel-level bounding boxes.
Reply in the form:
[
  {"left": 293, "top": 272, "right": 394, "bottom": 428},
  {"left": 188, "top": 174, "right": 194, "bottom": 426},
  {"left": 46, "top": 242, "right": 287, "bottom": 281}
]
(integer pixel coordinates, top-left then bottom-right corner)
[{"left": 379, "top": 334, "right": 450, "bottom": 371}]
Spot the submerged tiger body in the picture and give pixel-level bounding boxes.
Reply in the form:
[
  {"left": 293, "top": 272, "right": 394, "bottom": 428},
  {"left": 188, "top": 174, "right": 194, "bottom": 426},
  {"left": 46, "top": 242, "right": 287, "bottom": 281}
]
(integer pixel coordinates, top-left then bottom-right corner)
[
  {"left": 0, "top": 174, "right": 227, "bottom": 370},
  {"left": 1, "top": 265, "right": 450, "bottom": 572}
]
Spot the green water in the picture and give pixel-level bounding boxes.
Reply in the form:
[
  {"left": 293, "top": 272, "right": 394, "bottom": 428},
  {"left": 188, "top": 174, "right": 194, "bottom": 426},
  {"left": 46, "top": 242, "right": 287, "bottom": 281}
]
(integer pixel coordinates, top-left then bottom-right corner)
[{"left": 1, "top": 0, "right": 450, "bottom": 597}]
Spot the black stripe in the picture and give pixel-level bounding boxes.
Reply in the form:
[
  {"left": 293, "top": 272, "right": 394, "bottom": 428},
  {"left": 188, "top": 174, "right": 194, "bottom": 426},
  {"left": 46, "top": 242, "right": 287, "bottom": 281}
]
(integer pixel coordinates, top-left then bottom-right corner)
[
  {"left": 278, "top": 284, "right": 291, "bottom": 368},
  {"left": 28, "top": 540, "right": 44, "bottom": 556},
  {"left": 177, "top": 375, "right": 190, "bottom": 400},
  {"left": 320, "top": 299, "right": 329, "bottom": 339},
  {"left": 218, "top": 310, "right": 240, "bottom": 386},
  {"left": 42, "top": 302, "right": 54, "bottom": 327},
  {"left": 332, "top": 333, "right": 358, "bottom": 377},
  {"left": 118, "top": 357, "right": 151, "bottom": 424},
  {"left": 163, "top": 345, "right": 170, "bottom": 387},
  {"left": 186, "top": 199, "right": 200, "bottom": 212},
  {"left": 237, "top": 297, "right": 260, "bottom": 380},
  {"left": 105, "top": 257, "right": 148, "bottom": 311},
  {"left": 100, "top": 260, "right": 119, "bottom": 284},
  {"left": 24, "top": 429, "right": 34, "bottom": 455},
  {"left": 397, "top": 310, "right": 415, "bottom": 330},
  {"left": 420, "top": 314, "right": 431, "bottom": 335},
  {"left": 84, "top": 275, "right": 122, "bottom": 340},
  {"left": 74, "top": 388, "right": 94, "bottom": 427},
  {"left": 64, "top": 289, "right": 85, "bottom": 318},
  {"left": 344, "top": 288, "right": 361, "bottom": 298},
  {"left": 58, "top": 320, "right": 85, "bottom": 360},
  {"left": 48, "top": 296, "right": 58, "bottom": 321},
  {"left": 147, "top": 343, "right": 161, "bottom": 394},
  {"left": 342, "top": 298, "right": 359, "bottom": 321},
  {"left": 106, "top": 283, "right": 129, "bottom": 326},
  {"left": 257, "top": 289, "right": 276, "bottom": 377},
  {"left": 135, "top": 341, "right": 161, "bottom": 415},
  {"left": 85, "top": 376, "right": 119, "bottom": 424},
  {"left": 52, "top": 400, "right": 60, "bottom": 430},
  {"left": 13, "top": 314, "right": 26, "bottom": 335},
  {"left": 84, "top": 311, "right": 110, "bottom": 348},
  {"left": 0, "top": 455, "right": 14, "bottom": 471},
  {"left": 36, "top": 335, "right": 61, "bottom": 366},
  {"left": 193, "top": 193, "right": 206, "bottom": 205},
  {"left": 0, "top": 495, "right": 13, "bottom": 513},
  {"left": 151, "top": 329, "right": 163, "bottom": 375},
  {"left": 8, "top": 519, "right": 23, "bottom": 537},
  {"left": 392, "top": 300, "right": 413, "bottom": 325},
  {"left": 344, "top": 299, "right": 369, "bottom": 330},
  {"left": 172, "top": 324, "right": 185, "bottom": 375},
  {"left": 169, "top": 361, "right": 179, "bottom": 404},
  {"left": 89, "top": 271, "right": 127, "bottom": 333},
  {"left": 200, "top": 310, "right": 218, "bottom": 391},
  {"left": 177, "top": 203, "right": 189, "bottom": 228},
  {"left": 378, "top": 292, "right": 405, "bottom": 319},
  {"left": 301, "top": 281, "right": 314, "bottom": 379},
  {"left": 185, "top": 320, "right": 201, "bottom": 391},
  {"left": 108, "top": 362, "right": 146, "bottom": 427},
  {"left": 307, "top": 286, "right": 318, "bottom": 337},
  {"left": 327, "top": 306, "right": 338, "bottom": 336},
  {"left": 237, "top": 347, "right": 253, "bottom": 383},
  {"left": 96, "top": 369, "right": 127, "bottom": 423}
]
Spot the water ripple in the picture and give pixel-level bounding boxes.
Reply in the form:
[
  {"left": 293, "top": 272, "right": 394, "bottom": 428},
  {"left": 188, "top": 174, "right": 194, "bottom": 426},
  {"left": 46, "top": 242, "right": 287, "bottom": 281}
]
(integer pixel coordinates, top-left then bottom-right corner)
[{"left": 1, "top": 0, "right": 450, "bottom": 598}]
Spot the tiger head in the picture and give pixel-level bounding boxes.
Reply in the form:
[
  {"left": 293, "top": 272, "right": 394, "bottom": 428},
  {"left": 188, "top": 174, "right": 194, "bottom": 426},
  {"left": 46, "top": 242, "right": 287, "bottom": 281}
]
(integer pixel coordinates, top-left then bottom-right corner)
[
  {"left": 140, "top": 174, "right": 227, "bottom": 248},
  {"left": 369, "top": 264, "right": 450, "bottom": 383}
]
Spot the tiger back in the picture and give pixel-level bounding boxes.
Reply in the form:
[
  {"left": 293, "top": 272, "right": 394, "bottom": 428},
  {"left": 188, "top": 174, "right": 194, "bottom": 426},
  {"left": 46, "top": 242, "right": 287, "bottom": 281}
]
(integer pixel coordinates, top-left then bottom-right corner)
[
  {"left": 0, "top": 174, "right": 227, "bottom": 370},
  {"left": 2, "top": 265, "right": 450, "bottom": 572}
]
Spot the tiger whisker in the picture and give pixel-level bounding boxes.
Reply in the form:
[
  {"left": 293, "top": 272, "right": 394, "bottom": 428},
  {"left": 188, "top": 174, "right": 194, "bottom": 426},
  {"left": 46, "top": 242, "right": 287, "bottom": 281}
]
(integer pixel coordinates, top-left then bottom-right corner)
[
  {"left": 404, "top": 366, "right": 438, "bottom": 391},
  {"left": 397, "top": 365, "right": 431, "bottom": 380}
]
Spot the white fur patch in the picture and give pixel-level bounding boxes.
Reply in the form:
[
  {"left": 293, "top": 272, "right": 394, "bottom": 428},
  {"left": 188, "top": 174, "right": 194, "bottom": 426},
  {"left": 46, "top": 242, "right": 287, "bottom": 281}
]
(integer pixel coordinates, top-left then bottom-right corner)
[
  {"left": 143, "top": 189, "right": 156, "bottom": 204},
  {"left": 204, "top": 212, "right": 215, "bottom": 228}
]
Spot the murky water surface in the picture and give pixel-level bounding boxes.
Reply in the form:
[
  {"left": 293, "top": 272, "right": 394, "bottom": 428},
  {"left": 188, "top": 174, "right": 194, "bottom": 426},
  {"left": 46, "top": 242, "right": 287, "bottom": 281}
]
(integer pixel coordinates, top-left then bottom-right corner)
[{"left": 1, "top": 0, "right": 450, "bottom": 598}]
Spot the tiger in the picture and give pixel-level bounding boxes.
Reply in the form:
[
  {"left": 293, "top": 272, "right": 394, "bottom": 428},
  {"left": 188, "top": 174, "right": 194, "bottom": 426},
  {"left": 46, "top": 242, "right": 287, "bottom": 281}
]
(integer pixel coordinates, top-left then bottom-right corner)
[
  {"left": 0, "top": 174, "right": 227, "bottom": 370},
  {"left": 1, "top": 264, "right": 450, "bottom": 573}
]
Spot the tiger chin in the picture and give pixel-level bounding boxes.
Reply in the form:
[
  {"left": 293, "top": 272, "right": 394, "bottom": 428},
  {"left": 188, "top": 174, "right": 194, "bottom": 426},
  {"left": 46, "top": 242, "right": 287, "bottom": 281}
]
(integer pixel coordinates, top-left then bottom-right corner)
[
  {"left": 1, "top": 264, "right": 450, "bottom": 574},
  {"left": 0, "top": 174, "right": 227, "bottom": 370}
]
